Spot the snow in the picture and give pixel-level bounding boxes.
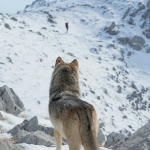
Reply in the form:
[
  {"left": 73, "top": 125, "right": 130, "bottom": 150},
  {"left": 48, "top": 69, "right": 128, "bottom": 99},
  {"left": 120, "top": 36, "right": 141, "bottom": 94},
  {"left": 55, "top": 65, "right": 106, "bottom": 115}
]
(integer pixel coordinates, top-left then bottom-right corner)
[
  {"left": 0, "top": 0, "right": 150, "bottom": 149},
  {"left": 19, "top": 144, "right": 111, "bottom": 150}
]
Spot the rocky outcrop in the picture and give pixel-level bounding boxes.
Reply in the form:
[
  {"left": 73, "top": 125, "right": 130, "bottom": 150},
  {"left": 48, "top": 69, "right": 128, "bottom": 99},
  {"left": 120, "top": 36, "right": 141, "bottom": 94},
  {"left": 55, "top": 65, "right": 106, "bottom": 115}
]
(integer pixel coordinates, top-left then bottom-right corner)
[
  {"left": 8, "top": 116, "right": 54, "bottom": 137},
  {"left": 8, "top": 116, "right": 57, "bottom": 147},
  {"left": 104, "top": 132, "right": 126, "bottom": 148},
  {"left": 0, "top": 85, "right": 25, "bottom": 116},
  {"left": 111, "top": 122, "right": 150, "bottom": 150},
  {"left": 118, "top": 36, "right": 145, "bottom": 50},
  {"left": 128, "top": 36, "right": 145, "bottom": 50},
  {"left": 106, "top": 22, "right": 119, "bottom": 35}
]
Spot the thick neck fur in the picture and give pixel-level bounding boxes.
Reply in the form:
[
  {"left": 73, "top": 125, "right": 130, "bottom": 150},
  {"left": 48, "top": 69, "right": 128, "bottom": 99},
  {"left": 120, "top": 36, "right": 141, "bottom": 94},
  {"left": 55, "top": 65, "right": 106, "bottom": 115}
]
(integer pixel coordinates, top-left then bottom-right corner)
[{"left": 49, "top": 65, "right": 80, "bottom": 101}]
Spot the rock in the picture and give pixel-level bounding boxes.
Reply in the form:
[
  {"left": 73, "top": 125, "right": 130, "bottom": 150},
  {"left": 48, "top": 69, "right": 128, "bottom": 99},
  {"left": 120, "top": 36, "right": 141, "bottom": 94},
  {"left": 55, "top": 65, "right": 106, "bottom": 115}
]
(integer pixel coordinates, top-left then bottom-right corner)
[
  {"left": 127, "top": 51, "right": 132, "bottom": 56},
  {"left": 140, "top": 21, "right": 146, "bottom": 28},
  {"left": 17, "top": 131, "right": 55, "bottom": 147},
  {"left": 48, "top": 17, "right": 56, "bottom": 24},
  {"left": 98, "top": 128, "right": 105, "bottom": 146},
  {"left": 118, "top": 37, "right": 128, "bottom": 45},
  {"left": 111, "top": 122, "right": 150, "bottom": 150},
  {"left": 4, "top": 23, "right": 11, "bottom": 30},
  {"left": 144, "top": 28, "right": 150, "bottom": 39},
  {"left": 128, "top": 18, "right": 134, "bottom": 24},
  {"left": 23, "top": 116, "right": 39, "bottom": 132},
  {"left": 90, "top": 48, "right": 99, "bottom": 54},
  {"left": 130, "top": 4, "right": 145, "bottom": 17},
  {"left": 24, "top": 116, "right": 54, "bottom": 135},
  {"left": 0, "top": 85, "right": 25, "bottom": 115},
  {"left": 0, "top": 98, "right": 5, "bottom": 111},
  {"left": 104, "top": 132, "right": 126, "bottom": 148},
  {"left": 128, "top": 35, "right": 145, "bottom": 50},
  {"left": 147, "top": 0, "right": 150, "bottom": 10},
  {"left": 131, "top": 82, "right": 138, "bottom": 91},
  {"left": 142, "top": 9, "right": 150, "bottom": 19},
  {"left": 107, "top": 22, "right": 119, "bottom": 35},
  {"left": 0, "top": 140, "right": 23, "bottom": 150},
  {"left": 37, "top": 32, "right": 42, "bottom": 36},
  {"left": 97, "top": 96, "right": 100, "bottom": 100},
  {"left": 15, "top": 129, "right": 28, "bottom": 139},
  {"left": 117, "top": 85, "right": 122, "bottom": 93},
  {"left": 41, "top": 27, "right": 47, "bottom": 30},
  {"left": 146, "top": 47, "right": 150, "bottom": 53},
  {"left": 9, "top": 116, "right": 54, "bottom": 136},
  {"left": 122, "top": 8, "right": 130, "bottom": 19},
  {"left": 10, "top": 17, "right": 17, "bottom": 21}
]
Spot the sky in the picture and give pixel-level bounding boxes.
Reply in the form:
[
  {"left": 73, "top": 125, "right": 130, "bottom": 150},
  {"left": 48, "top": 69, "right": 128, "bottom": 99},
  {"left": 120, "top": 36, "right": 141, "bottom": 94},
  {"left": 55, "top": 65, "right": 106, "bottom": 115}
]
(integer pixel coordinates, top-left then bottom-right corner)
[{"left": 0, "top": 0, "right": 35, "bottom": 14}]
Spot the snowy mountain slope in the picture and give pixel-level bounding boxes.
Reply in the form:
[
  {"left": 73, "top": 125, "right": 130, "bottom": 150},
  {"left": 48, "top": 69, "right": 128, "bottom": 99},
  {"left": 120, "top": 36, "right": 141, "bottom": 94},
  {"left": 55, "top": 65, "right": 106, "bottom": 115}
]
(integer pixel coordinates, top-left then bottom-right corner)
[{"left": 0, "top": 0, "right": 150, "bottom": 149}]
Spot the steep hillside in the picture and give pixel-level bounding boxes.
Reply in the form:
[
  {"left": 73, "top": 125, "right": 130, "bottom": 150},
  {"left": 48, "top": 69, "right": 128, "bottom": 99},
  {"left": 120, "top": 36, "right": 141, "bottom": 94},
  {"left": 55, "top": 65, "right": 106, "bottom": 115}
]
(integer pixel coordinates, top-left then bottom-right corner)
[{"left": 0, "top": 0, "right": 150, "bottom": 149}]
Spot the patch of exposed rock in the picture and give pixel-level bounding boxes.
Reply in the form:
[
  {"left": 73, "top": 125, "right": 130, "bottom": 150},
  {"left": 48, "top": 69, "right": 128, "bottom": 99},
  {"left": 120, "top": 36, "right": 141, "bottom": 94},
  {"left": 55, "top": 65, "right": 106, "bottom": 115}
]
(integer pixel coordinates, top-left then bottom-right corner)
[
  {"left": 118, "top": 36, "right": 145, "bottom": 50},
  {"left": 0, "top": 85, "right": 25, "bottom": 116},
  {"left": 110, "top": 122, "right": 150, "bottom": 150}
]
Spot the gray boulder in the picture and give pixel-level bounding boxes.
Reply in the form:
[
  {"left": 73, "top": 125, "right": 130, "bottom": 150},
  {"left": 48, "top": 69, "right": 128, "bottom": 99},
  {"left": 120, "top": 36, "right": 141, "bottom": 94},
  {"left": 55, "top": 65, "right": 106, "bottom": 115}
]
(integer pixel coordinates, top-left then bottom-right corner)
[
  {"left": 0, "top": 140, "right": 23, "bottom": 150},
  {"left": 144, "top": 28, "right": 150, "bottom": 39},
  {"left": 146, "top": 47, "right": 150, "bottom": 53},
  {"left": 9, "top": 116, "right": 54, "bottom": 136},
  {"left": 0, "top": 85, "right": 25, "bottom": 115},
  {"left": 17, "top": 131, "right": 55, "bottom": 147},
  {"left": 23, "top": 116, "right": 54, "bottom": 135},
  {"left": 106, "top": 22, "right": 119, "bottom": 35},
  {"left": 142, "top": 9, "right": 150, "bottom": 19},
  {"left": 128, "top": 36, "right": 145, "bottom": 50},
  {"left": 104, "top": 132, "right": 126, "bottom": 148},
  {"left": 11, "top": 17, "right": 17, "bottom": 21},
  {"left": 4, "top": 23, "right": 11, "bottom": 30},
  {"left": 128, "top": 18, "right": 134, "bottom": 24},
  {"left": 118, "top": 37, "right": 128, "bottom": 45},
  {"left": 111, "top": 122, "right": 150, "bottom": 150}
]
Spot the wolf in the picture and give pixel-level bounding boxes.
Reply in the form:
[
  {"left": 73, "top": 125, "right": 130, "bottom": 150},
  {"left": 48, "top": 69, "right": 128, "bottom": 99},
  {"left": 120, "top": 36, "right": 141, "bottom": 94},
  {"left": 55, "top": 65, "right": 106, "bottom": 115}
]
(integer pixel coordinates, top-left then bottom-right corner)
[{"left": 49, "top": 57, "right": 99, "bottom": 150}]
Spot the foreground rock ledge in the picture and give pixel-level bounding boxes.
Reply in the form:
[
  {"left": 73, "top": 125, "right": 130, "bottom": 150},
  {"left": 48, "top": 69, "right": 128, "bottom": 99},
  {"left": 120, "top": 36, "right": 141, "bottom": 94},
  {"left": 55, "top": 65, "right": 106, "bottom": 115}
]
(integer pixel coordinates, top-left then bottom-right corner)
[
  {"left": 110, "top": 122, "right": 150, "bottom": 150},
  {"left": 0, "top": 140, "right": 23, "bottom": 150}
]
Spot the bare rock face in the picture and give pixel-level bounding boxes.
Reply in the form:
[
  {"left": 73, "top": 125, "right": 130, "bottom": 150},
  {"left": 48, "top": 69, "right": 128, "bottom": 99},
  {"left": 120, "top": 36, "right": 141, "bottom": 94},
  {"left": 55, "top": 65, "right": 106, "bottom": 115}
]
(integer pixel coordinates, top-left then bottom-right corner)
[
  {"left": 128, "top": 36, "right": 145, "bottom": 50},
  {"left": 0, "top": 85, "right": 25, "bottom": 116},
  {"left": 111, "top": 122, "right": 150, "bottom": 150},
  {"left": 104, "top": 132, "right": 126, "bottom": 148}
]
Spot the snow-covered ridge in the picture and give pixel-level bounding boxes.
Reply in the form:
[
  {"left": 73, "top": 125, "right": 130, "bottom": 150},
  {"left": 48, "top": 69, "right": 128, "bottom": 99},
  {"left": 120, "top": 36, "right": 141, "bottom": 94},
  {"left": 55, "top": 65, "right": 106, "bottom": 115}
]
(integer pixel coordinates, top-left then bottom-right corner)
[{"left": 0, "top": 0, "right": 150, "bottom": 149}]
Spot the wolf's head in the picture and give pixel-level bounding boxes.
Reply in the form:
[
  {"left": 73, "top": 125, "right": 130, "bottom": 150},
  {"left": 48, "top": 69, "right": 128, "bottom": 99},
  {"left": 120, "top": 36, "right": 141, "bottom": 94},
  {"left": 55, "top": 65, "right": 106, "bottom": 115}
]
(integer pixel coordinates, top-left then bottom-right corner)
[{"left": 50, "top": 57, "right": 80, "bottom": 100}]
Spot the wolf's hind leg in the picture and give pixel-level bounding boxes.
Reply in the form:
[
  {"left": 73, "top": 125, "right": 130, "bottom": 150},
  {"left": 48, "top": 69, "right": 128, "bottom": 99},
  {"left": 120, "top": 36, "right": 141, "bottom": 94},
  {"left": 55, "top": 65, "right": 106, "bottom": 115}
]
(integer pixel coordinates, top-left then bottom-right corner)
[
  {"left": 54, "top": 129, "right": 62, "bottom": 150},
  {"left": 63, "top": 111, "right": 81, "bottom": 150}
]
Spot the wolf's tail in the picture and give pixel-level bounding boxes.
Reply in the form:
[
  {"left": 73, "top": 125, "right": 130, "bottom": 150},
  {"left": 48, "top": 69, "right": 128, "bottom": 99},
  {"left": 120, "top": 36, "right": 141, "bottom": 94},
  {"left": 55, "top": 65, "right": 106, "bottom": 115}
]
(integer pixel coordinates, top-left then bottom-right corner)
[{"left": 78, "top": 106, "right": 99, "bottom": 150}]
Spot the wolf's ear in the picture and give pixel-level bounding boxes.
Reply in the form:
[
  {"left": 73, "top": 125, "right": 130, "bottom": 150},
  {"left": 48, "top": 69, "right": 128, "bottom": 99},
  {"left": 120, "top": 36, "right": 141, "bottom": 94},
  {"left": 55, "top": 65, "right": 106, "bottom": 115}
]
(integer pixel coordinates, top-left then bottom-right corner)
[
  {"left": 55, "top": 57, "right": 64, "bottom": 66},
  {"left": 71, "top": 59, "right": 78, "bottom": 69}
]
